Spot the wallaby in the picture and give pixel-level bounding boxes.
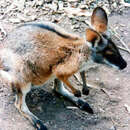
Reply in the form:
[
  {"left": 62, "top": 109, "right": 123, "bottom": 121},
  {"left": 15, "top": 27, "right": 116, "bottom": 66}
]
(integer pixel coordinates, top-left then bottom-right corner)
[{"left": 0, "top": 7, "right": 127, "bottom": 130}]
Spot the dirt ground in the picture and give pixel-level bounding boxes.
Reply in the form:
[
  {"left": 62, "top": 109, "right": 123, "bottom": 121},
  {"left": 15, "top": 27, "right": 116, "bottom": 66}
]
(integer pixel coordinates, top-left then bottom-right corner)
[{"left": 0, "top": 3, "right": 130, "bottom": 130}]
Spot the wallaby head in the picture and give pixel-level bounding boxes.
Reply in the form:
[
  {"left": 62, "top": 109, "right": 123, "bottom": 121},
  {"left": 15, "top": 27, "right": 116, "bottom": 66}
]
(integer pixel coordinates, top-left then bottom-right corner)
[{"left": 85, "top": 7, "right": 127, "bottom": 70}]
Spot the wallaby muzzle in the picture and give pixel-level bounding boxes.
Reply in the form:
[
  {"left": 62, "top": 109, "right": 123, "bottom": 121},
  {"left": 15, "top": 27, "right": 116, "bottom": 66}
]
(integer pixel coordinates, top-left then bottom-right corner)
[{"left": 118, "top": 57, "right": 127, "bottom": 70}]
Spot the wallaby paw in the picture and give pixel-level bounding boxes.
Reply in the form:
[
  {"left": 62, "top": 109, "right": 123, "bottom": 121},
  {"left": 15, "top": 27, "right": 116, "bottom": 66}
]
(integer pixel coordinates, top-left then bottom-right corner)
[
  {"left": 82, "top": 87, "right": 89, "bottom": 95},
  {"left": 74, "top": 90, "right": 81, "bottom": 97},
  {"left": 34, "top": 120, "right": 47, "bottom": 130},
  {"left": 77, "top": 99, "right": 94, "bottom": 114}
]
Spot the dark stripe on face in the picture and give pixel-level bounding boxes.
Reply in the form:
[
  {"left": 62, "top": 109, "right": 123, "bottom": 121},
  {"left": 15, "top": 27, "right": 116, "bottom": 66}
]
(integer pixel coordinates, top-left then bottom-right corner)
[{"left": 102, "top": 39, "right": 127, "bottom": 69}]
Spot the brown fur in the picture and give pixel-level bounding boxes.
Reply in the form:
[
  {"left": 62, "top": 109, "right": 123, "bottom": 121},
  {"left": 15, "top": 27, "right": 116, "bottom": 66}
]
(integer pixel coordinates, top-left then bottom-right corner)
[
  {"left": 0, "top": 25, "right": 86, "bottom": 92},
  {"left": 86, "top": 28, "right": 100, "bottom": 42},
  {"left": 31, "top": 30, "right": 85, "bottom": 87}
]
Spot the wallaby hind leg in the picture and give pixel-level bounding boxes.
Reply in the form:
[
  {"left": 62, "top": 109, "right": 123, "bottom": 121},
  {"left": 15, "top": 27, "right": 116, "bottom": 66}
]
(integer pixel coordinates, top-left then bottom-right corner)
[
  {"left": 80, "top": 71, "right": 90, "bottom": 95},
  {"left": 13, "top": 83, "right": 47, "bottom": 130},
  {"left": 54, "top": 79, "right": 93, "bottom": 114}
]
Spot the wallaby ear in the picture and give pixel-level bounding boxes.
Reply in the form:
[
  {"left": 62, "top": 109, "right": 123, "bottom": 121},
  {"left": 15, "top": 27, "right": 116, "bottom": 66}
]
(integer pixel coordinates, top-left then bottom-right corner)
[
  {"left": 86, "top": 28, "right": 107, "bottom": 51},
  {"left": 91, "top": 7, "right": 108, "bottom": 33},
  {"left": 85, "top": 28, "right": 101, "bottom": 48}
]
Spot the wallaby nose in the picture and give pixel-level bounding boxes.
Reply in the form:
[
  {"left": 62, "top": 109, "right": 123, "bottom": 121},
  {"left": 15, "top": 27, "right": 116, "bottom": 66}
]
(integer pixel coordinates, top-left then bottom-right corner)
[{"left": 120, "top": 59, "right": 127, "bottom": 70}]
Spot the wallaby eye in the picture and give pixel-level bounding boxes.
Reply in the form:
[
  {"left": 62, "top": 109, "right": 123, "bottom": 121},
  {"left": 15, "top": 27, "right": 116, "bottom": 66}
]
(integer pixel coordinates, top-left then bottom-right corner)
[{"left": 105, "top": 51, "right": 113, "bottom": 55}]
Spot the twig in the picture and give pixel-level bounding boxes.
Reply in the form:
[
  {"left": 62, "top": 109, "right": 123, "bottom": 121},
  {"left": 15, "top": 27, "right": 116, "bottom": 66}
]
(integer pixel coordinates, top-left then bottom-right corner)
[
  {"left": 110, "top": 26, "right": 130, "bottom": 54},
  {"left": 116, "top": 35, "right": 130, "bottom": 53},
  {"left": 0, "top": 25, "right": 7, "bottom": 40},
  {"left": 66, "top": 106, "right": 78, "bottom": 110},
  {"left": 110, "top": 116, "right": 125, "bottom": 128},
  {"left": 84, "top": 20, "right": 91, "bottom": 27},
  {"left": 117, "top": 46, "right": 130, "bottom": 54},
  {"left": 110, "top": 117, "right": 117, "bottom": 130},
  {"left": 100, "top": 88, "right": 112, "bottom": 100}
]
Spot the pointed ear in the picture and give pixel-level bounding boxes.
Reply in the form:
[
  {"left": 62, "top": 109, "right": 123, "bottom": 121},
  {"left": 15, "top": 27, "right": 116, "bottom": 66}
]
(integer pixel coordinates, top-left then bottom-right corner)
[
  {"left": 91, "top": 7, "right": 108, "bottom": 33},
  {"left": 86, "top": 28, "right": 108, "bottom": 51},
  {"left": 85, "top": 28, "right": 101, "bottom": 48}
]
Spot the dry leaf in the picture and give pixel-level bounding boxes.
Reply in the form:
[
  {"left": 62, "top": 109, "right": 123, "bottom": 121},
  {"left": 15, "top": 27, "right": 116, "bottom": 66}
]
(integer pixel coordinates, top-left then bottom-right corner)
[
  {"left": 13, "top": 0, "right": 25, "bottom": 10},
  {"left": 58, "top": 1, "right": 64, "bottom": 11},
  {"left": 36, "top": 0, "right": 44, "bottom": 6},
  {"left": 5, "top": 3, "right": 17, "bottom": 13},
  {"left": 64, "top": 7, "right": 91, "bottom": 17},
  {"left": 17, "top": 14, "right": 28, "bottom": 22},
  {"left": 9, "top": 18, "right": 21, "bottom": 23},
  {"left": 30, "top": 15, "right": 37, "bottom": 21}
]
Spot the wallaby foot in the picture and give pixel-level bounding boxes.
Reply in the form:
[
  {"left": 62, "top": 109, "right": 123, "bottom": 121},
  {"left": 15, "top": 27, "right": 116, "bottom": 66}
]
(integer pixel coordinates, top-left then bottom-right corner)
[
  {"left": 54, "top": 79, "right": 93, "bottom": 114},
  {"left": 74, "top": 90, "right": 81, "bottom": 97},
  {"left": 82, "top": 86, "right": 89, "bottom": 95},
  {"left": 76, "top": 99, "right": 93, "bottom": 114}
]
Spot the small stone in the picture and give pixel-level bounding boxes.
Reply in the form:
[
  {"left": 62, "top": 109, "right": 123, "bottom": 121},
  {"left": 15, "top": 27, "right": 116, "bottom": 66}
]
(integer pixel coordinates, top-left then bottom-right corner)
[
  {"left": 116, "top": 78, "right": 119, "bottom": 81},
  {"left": 112, "top": 3, "right": 117, "bottom": 8}
]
